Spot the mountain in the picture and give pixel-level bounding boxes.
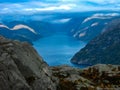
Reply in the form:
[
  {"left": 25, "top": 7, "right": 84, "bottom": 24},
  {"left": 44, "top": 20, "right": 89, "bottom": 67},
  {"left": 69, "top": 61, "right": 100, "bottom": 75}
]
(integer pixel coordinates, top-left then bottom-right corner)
[
  {"left": 0, "top": 11, "right": 120, "bottom": 44},
  {"left": 0, "top": 23, "right": 41, "bottom": 44},
  {"left": 71, "top": 19, "right": 120, "bottom": 65},
  {"left": 71, "top": 12, "right": 120, "bottom": 42},
  {"left": 0, "top": 36, "right": 119, "bottom": 90}
]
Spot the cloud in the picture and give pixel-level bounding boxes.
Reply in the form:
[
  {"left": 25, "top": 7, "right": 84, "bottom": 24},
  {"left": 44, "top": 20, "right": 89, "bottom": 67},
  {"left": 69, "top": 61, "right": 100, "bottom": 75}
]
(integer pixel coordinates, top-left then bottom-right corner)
[
  {"left": 0, "top": 2, "right": 76, "bottom": 14},
  {"left": 91, "top": 22, "right": 99, "bottom": 27},
  {"left": 0, "top": 0, "right": 120, "bottom": 14},
  {"left": 51, "top": 18, "right": 71, "bottom": 23},
  {"left": 24, "top": 4, "right": 74, "bottom": 11},
  {"left": 0, "top": 23, "right": 36, "bottom": 33},
  {"left": 82, "top": 13, "right": 120, "bottom": 23}
]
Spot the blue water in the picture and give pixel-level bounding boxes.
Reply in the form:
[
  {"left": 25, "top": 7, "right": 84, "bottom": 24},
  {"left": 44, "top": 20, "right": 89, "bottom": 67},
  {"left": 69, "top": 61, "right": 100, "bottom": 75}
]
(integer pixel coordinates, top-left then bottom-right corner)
[{"left": 33, "top": 33, "right": 86, "bottom": 67}]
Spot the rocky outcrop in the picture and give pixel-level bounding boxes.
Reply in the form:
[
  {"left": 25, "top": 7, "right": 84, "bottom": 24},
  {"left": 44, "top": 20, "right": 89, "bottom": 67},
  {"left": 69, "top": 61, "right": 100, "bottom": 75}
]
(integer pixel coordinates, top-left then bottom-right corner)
[
  {"left": 0, "top": 36, "right": 57, "bottom": 90},
  {"left": 51, "top": 64, "right": 120, "bottom": 90},
  {"left": 71, "top": 19, "right": 120, "bottom": 65},
  {"left": 0, "top": 36, "right": 119, "bottom": 90},
  {"left": 81, "top": 64, "right": 120, "bottom": 89},
  {"left": 51, "top": 65, "right": 93, "bottom": 90}
]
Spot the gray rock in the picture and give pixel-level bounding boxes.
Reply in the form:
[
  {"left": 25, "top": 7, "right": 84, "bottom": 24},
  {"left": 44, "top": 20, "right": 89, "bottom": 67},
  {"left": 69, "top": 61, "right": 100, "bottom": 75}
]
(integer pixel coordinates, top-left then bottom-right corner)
[
  {"left": 0, "top": 36, "right": 119, "bottom": 90},
  {"left": 0, "top": 36, "right": 57, "bottom": 90},
  {"left": 51, "top": 65, "right": 93, "bottom": 90}
]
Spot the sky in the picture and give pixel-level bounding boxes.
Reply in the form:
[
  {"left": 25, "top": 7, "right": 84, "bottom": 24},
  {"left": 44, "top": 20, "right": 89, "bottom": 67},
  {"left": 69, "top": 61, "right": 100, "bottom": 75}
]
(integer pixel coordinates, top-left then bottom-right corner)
[{"left": 0, "top": 0, "right": 120, "bottom": 14}]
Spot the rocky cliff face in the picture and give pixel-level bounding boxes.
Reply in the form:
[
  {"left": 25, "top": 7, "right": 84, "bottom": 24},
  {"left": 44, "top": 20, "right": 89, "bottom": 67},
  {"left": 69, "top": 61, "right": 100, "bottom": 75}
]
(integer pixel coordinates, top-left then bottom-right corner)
[
  {"left": 0, "top": 36, "right": 57, "bottom": 90},
  {"left": 0, "top": 36, "right": 119, "bottom": 90},
  {"left": 71, "top": 19, "right": 120, "bottom": 65}
]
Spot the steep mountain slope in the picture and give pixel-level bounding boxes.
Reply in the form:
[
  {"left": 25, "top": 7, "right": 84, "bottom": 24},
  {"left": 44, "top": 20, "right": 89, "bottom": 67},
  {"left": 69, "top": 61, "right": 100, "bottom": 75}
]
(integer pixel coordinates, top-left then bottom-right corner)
[{"left": 71, "top": 19, "right": 120, "bottom": 65}]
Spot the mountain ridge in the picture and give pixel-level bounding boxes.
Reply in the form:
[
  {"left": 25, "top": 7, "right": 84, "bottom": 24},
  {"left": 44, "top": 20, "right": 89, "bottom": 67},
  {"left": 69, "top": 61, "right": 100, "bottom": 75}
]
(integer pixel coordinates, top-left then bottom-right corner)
[
  {"left": 0, "top": 23, "right": 41, "bottom": 44},
  {"left": 71, "top": 19, "right": 120, "bottom": 65}
]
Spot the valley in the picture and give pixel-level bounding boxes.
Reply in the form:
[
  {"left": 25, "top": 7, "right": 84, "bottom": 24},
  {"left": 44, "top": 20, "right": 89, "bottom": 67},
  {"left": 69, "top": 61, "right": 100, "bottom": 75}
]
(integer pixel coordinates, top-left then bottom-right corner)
[
  {"left": 0, "top": 0, "right": 120, "bottom": 89},
  {"left": 33, "top": 32, "right": 86, "bottom": 66},
  {"left": 0, "top": 11, "right": 120, "bottom": 67}
]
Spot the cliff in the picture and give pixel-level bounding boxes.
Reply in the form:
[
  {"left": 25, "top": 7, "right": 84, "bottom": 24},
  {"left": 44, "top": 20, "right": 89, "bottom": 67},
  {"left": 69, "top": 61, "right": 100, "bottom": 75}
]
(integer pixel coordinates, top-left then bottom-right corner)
[
  {"left": 0, "top": 36, "right": 119, "bottom": 90},
  {"left": 71, "top": 19, "right": 120, "bottom": 65},
  {"left": 0, "top": 36, "right": 57, "bottom": 90}
]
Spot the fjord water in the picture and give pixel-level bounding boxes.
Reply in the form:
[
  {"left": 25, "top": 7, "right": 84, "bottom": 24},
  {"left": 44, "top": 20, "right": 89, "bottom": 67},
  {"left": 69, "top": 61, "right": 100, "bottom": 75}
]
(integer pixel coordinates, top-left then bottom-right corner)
[{"left": 33, "top": 32, "right": 86, "bottom": 67}]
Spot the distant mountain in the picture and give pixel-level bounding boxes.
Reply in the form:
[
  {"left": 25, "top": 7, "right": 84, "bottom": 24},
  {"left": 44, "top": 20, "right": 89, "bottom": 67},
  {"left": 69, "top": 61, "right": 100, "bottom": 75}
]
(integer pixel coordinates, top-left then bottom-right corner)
[
  {"left": 0, "top": 11, "right": 120, "bottom": 43},
  {"left": 71, "top": 13, "right": 120, "bottom": 42},
  {"left": 71, "top": 19, "right": 120, "bottom": 65},
  {"left": 0, "top": 23, "right": 41, "bottom": 44}
]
